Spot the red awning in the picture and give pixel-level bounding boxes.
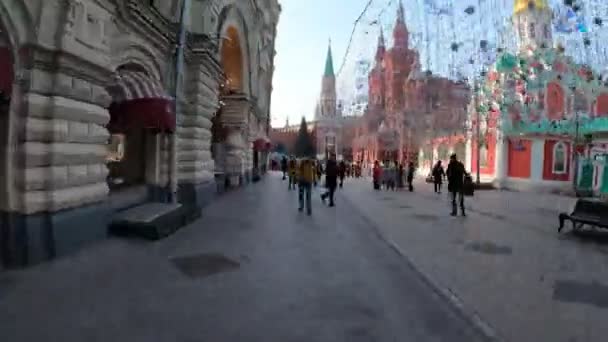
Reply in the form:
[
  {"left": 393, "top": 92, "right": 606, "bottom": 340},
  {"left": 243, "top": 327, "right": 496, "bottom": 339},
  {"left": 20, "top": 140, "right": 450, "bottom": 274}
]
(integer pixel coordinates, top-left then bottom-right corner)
[
  {"left": 0, "top": 46, "right": 14, "bottom": 96},
  {"left": 106, "top": 70, "right": 174, "bottom": 133}
]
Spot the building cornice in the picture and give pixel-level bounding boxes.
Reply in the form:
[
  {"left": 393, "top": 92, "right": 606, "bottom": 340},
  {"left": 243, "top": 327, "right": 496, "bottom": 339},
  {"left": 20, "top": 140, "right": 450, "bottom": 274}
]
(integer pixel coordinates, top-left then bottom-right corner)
[
  {"left": 113, "top": 0, "right": 177, "bottom": 56},
  {"left": 23, "top": 44, "right": 113, "bottom": 86}
]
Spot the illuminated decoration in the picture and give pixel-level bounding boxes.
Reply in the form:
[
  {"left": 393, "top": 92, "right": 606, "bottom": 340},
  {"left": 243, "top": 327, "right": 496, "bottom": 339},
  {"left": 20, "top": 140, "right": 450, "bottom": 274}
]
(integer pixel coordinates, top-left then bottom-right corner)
[
  {"left": 481, "top": 42, "right": 608, "bottom": 136},
  {"left": 553, "top": 3, "right": 588, "bottom": 34}
]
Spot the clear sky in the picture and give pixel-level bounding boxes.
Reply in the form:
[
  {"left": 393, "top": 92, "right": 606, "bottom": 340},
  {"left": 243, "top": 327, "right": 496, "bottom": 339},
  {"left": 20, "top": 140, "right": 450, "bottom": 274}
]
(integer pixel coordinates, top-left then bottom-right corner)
[{"left": 270, "top": 0, "right": 371, "bottom": 128}]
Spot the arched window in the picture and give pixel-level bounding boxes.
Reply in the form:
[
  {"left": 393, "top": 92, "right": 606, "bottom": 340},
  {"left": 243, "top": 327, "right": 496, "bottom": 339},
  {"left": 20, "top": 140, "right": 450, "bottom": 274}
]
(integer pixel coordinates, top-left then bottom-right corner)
[{"left": 552, "top": 142, "right": 567, "bottom": 174}]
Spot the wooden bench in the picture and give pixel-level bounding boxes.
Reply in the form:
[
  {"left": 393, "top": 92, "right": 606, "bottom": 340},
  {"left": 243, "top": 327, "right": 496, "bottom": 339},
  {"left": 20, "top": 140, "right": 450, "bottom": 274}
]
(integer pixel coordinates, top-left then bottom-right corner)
[{"left": 558, "top": 199, "right": 608, "bottom": 233}]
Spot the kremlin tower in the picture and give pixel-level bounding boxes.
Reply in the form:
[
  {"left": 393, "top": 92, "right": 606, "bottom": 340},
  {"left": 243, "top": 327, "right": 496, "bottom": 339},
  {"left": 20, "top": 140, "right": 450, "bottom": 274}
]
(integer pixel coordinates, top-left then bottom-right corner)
[{"left": 315, "top": 41, "right": 341, "bottom": 158}]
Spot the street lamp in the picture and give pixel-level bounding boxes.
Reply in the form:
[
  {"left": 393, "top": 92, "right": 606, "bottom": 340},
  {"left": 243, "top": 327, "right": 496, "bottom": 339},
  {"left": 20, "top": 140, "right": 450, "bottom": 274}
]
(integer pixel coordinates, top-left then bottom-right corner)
[{"left": 474, "top": 82, "right": 481, "bottom": 185}]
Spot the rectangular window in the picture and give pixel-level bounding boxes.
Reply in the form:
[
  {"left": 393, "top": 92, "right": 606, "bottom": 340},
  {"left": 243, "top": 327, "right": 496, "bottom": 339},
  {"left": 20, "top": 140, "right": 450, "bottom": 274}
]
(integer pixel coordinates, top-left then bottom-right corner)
[
  {"left": 574, "top": 91, "right": 587, "bottom": 112},
  {"left": 543, "top": 24, "right": 550, "bottom": 39},
  {"left": 529, "top": 23, "right": 536, "bottom": 38}
]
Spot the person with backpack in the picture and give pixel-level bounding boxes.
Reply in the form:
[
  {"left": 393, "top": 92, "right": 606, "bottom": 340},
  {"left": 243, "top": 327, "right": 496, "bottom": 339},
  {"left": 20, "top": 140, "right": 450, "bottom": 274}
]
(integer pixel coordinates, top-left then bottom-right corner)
[
  {"left": 297, "top": 158, "right": 316, "bottom": 215},
  {"left": 432, "top": 160, "right": 446, "bottom": 194},
  {"left": 446, "top": 154, "right": 466, "bottom": 216}
]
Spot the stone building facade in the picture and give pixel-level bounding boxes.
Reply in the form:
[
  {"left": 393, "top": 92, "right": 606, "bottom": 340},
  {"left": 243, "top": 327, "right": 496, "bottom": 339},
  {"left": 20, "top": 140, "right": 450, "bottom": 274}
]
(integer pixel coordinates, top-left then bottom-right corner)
[
  {"left": 351, "top": 1, "right": 470, "bottom": 168},
  {"left": 0, "top": 0, "right": 280, "bottom": 268},
  {"left": 466, "top": 0, "right": 605, "bottom": 192},
  {"left": 351, "top": 1, "right": 419, "bottom": 164}
]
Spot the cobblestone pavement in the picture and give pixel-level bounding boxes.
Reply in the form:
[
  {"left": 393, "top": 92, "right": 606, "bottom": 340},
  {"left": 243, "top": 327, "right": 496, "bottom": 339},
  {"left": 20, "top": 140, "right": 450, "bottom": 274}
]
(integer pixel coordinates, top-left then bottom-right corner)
[
  {"left": 0, "top": 174, "right": 485, "bottom": 342},
  {"left": 342, "top": 177, "right": 608, "bottom": 342}
]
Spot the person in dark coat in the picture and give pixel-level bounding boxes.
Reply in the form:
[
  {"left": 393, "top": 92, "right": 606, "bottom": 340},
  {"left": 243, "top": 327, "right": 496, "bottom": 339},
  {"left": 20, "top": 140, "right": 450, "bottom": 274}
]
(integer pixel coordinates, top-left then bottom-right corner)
[
  {"left": 397, "top": 163, "right": 404, "bottom": 189},
  {"left": 432, "top": 160, "right": 445, "bottom": 194},
  {"left": 280, "top": 156, "right": 288, "bottom": 180},
  {"left": 321, "top": 153, "right": 338, "bottom": 207},
  {"left": 338, "top": 160, "right": 346, "bottom": 188},
  {"left": 446, "top": 154, "right": 466, "bottom": 216},
  {"left": 407, "top": 161, "right": 415, "bottom": 192}
]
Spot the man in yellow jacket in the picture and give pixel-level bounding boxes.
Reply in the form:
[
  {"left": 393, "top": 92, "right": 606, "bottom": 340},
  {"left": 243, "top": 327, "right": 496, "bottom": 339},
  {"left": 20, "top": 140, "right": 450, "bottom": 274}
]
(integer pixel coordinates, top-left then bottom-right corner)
[{"left": 297, "top": 157, "right": 316, "bottom": 215}]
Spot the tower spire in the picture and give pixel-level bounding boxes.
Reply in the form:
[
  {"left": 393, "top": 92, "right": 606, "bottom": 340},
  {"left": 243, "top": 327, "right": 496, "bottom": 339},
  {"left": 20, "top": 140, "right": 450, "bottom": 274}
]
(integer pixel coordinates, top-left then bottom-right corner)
[
  {"left": 397, "top": 0, "right": 405, "bottom": 23},
  {"left": 375, "top": 29, "right": 386, "bottom": 63},
  {"left": 324, "top": 39, "right": 335, "bottom": 77},
  {"left": 393, "top": 0, "right": 408, "bottom": 48}
]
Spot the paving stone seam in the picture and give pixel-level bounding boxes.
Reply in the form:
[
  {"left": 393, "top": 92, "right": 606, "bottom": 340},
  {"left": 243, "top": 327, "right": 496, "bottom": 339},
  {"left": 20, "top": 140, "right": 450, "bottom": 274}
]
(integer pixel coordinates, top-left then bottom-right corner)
[{"left": 339, "top": 192, "right": 502, "bottom": 342}]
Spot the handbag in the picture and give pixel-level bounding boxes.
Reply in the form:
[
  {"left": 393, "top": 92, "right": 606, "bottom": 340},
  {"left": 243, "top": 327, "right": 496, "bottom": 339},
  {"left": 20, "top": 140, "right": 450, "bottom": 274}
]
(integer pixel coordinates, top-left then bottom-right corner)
[{"left": 463, "top": 174, "right": 474, "bottom": 197}]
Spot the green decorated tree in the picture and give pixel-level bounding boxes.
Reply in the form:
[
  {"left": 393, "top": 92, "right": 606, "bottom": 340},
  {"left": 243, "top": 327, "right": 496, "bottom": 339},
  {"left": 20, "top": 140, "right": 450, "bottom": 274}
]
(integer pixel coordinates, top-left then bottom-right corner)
[
  {"left": 294, "top": 117, "right": 315, "bottom": 158},
  {"left": 274, "top": 142, "right": 287, "bottom": 154}
]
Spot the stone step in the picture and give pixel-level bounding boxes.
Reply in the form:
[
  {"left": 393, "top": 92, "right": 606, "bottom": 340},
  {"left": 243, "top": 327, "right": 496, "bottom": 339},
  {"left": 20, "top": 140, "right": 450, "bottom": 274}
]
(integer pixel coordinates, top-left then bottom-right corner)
[{"left": 109, "top": 202, "right": 200, "bottom": 240}]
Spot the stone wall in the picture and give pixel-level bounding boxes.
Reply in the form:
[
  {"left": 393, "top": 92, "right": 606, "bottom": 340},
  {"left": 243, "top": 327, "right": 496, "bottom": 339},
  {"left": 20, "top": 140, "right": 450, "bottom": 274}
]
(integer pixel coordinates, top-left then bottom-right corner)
[
  {"left": 13, "top": 0, "right": 114, "bottom": 215},
  {"left": 0, "top": 0, "right": 280, "bottom": 266},
  {"left": 180, "top": 46, "right": 222, "bottom": 186}
]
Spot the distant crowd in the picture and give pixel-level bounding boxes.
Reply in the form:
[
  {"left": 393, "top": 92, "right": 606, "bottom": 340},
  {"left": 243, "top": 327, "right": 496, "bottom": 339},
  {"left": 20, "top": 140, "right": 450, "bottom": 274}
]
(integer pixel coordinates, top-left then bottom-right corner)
[{"left": 271, "top": 153, "right": 472, "bottom": 217}]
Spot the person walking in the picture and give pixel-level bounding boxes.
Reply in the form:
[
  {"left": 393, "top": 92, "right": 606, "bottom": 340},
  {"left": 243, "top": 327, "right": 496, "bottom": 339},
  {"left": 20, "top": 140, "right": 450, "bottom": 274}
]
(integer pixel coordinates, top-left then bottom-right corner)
[
  {"left": 392, "top": 161, "right": 399, "bottom": 191},
  {"left": 432, "top": 160, "right": 445, "bottom": 194},
  {"left": 288, "top": 156, "right": 297, "bottom": 190},
  {"left": 407, "top": 161, "right": 415, "bottom": 192},
  {"left": 316, "top": 159, "right": 323, "bottom": 186},
  {"left": 338, "top": 160, "right": 346, "bottom": 188},
  {"left": 372, "top": 160, "right": 382, "bottom": 190},
  {"left": 382, "top": 161, "right": 390, "bottom": 190},
  {"left": 297, "top": 158, "right": 316, "bottom": 215},
  {"left": 446, "top": 154, "right": 466, "bottom": 216},
  {"left": 281, "top": 155, "right": 288, "bottom": 180},
  {"left": 397, "top": 162, "right": 404, "bottom": 190},
  {"left": 321, "top": 153, "right": 338, "bottom": 207}
]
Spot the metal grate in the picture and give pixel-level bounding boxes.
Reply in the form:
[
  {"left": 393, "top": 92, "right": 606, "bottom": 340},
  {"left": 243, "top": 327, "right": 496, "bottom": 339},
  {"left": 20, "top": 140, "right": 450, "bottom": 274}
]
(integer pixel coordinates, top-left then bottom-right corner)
[
  {"left": 171, "top": 253, "right": 240, "bottom": 279},
  {"left": 465, "top": 241, "right": 512, "bottom": 255}
]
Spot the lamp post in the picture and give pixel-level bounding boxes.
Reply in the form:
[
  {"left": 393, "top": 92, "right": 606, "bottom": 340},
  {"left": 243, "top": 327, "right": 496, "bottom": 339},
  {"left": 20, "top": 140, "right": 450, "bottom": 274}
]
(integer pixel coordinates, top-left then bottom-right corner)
[
  {"left": 474, "top": 81, "right": 481, "bottom": 185},
  {"left": 570, "top": 85, "right": 579, "bottom": 192},
  {"left": 168, "top": 0, "right": 190, "bottom": 203}
]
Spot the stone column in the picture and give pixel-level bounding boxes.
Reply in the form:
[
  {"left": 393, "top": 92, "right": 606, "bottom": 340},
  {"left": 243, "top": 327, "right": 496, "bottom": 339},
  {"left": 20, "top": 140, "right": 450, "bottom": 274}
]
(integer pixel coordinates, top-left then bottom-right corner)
[
  {"left": 178, "top": 49, "right": 221, "bottom": 207},
  {"left": 5, "top": 0, "right": 114, "bottom": 266},
  {"left": 465, "top": 131, "right": 473, "bottom": 172},
  {"left": 494, "top": 129, "right": 509, "bottom": 188}
]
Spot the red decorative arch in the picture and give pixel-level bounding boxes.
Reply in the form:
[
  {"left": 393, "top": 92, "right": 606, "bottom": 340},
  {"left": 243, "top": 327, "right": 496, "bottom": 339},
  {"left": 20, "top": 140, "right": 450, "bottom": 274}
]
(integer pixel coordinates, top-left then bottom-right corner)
[
  {"left": 546, "top": 82, "right": 565, "bottom": 120},
  {"left": 595, "top": 93, "right": 608, "bottom": 117}
]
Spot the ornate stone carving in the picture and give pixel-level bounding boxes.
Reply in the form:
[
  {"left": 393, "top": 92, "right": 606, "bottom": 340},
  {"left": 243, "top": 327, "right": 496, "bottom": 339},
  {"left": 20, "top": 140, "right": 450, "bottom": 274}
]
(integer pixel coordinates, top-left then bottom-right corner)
[{"left": 65, "top": 0, "right": 84, "bottom": 37}]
